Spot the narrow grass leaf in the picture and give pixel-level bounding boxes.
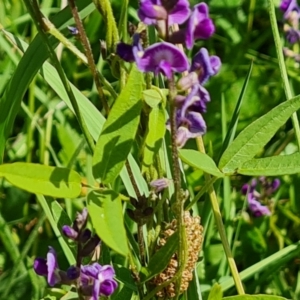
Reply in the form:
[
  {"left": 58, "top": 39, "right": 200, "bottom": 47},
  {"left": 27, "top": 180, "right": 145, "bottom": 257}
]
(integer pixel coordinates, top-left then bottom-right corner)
[
  {"left": 0, "top": 163, "right": 81, "bottom": 198},
  {"left": 92, "top": 66, "right": 143, "bottom": 183},
  {"left": 219, "top": 94, "right": 300, "bottom": 174},
  {"left": 238, "top": 152, "right": 300, "bottom": 176},
  {"left": 179, "top": 149, "right": 224, "bottom": 178},
  {"left": 87, "top": 190, "right": 129, "bottom": 257}
]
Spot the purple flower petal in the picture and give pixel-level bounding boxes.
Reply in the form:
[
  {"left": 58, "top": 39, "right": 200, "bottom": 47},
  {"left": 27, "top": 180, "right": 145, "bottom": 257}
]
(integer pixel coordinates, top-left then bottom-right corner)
[
  {"left": 185, "top": 3, "right": 215, "bottom": 49},
  {"left": 248, "top": 199, "right": 271, "bottom": 217},
  {"left": 100, "top": 278, "right": 118, "bottom": 296},
  {"left": 175, "top": 111, "right": 207, "bottom": 147},
  {"left": 184, "top": 111, "right": 207, "bottom": 137},
  {"left": 167, "top": 0, "right": 191, "bottom": 25},
  {"left": 138, "top": 0, "right": 190, "bottom": 26},
  {"left": 116, "top": 42, "right": 135, "bottom": 62},
  {"left": 33, "top": 258, "right": 48, "bottom": 276},
  {"left": 62, "top": 225, "right": 78, "bottom": 240},
  {"left": 286, "top": 27, "right": 300, "bottom": 43},
  {"left": 135, "top": 42, "right": 189, "bottom": 79},
  {"left": 93, "top": 278, "right": 101, "bottom": 300},
  {"left": 47, "top": 247, "right": 59, "bottom": 286},
  {"left": 150, "top": 178, "right": 171, "bottom": 193},
  {"left": 66, "top": 266, "right": 80, "bottom": 280},
  {"left": 271, "top": 179, "right": 280, "bottom": 191},
  {"left": 191, "top": 48, "right": 221, "bottom": 84},
  {"left": 138, "top": 0, "right": 167, "bottom": 25}
]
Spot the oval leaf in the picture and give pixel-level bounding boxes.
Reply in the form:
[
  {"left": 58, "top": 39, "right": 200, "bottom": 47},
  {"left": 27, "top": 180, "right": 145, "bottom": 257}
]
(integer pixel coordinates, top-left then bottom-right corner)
[
  {"left": 179, "top": 149, "right": 224, "bottom": 177},
  {"left": 219, "top": 95, "right": 300, "bottom": 174},
  {"left": 87, "top": 190, "right": 129, "bottom": 257},
  {"left": 238, "top": 152, "right": 300, "bottom": 176},
  {"left": 0, "top": 163, "right": 81, "bottom": 198},
  {"left": 92, "top": 66, "right": 143, "bottom": 183}
]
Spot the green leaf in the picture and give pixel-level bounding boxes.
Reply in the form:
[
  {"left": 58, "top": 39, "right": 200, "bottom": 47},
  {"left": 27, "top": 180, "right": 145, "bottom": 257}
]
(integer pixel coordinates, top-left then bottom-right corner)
[
  {"left": 223, "top": 295, "right": 288, "bottom": 300},
  {"left": 92, "top": 66, "right": 143, "bottom": 183},
  {"left": 142, "top": 104, "right": 166, "bottom": 172},
  {"left": 238, "top": 152, "right": 300, "bottom": 176},
  {"left": 143, "top": 89, "right": 163, "bottom": 108},
  {"left": 179, "top": 149, "right": 224, "bottom": 178},
  {"left": 87, "top": 190, "right": 129, "bottom": 257},
  {"left": 208, "top": 283, "right": 223, "bottom": 300},
  {"left": 0, "top": 163, "right": 81, "bottom": 198},
  {"left": 141, "top": 230, "right": 179, "bottom": 282},
  {"left": 219, "top": 95, "right": 300, "bottom": 174}
]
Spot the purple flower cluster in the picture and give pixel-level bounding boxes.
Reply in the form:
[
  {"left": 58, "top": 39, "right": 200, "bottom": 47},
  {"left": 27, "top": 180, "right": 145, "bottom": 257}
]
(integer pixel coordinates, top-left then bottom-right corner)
[
  {"left": 33, "top": 209, "right": 117, "bottom": 299},
  {"left": 241, "top": 177, "right": 280, "bottom": 217},
  {"left": 280, "top": 0, "right": 300, "bottom": 62},
  {"left": 117, "top": 1, "right": 221, "bottom": 147}
]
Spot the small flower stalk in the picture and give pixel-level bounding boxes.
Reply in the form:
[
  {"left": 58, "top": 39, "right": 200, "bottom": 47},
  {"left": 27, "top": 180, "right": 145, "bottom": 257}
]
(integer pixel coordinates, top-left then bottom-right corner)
[{"left": 33, "top": 209, "right": 118, "bottom": 299}]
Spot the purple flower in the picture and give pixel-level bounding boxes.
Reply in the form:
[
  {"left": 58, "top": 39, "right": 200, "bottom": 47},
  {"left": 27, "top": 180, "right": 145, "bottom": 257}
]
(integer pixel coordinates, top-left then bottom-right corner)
[
  {"left": 248, "top": 199, "right": 271, "bottom": 217},
  {"left": 134, "top": 42, "right": 189, "bottom": 79},
  {"left": 62, "top": 225, "right": 78, "bottom": 240},
  {"left": 150, "top": 178, "right": 171, "bottom": 192},
  {"left": 174, "top": 109, "right": 207, "bottom": 147},
  {"left": 241, "top": 177, "right": 280, "bottom": 218},
  {"left": 138, "top": 0, "right": 190, "bottom": 26},
  {"left": 190, "top": 48, "right": 221, "bottom": 85},
  {"left": 280, "top": 0, "right": 300, "bottom": 19},
  {"left": 285, "top": 27, "right": 300, "bottom": 43},
  {"left": 185, "top": 3, "right": 215, "bottom": 49},
  {"left": 81, "top": 263, "right": 118, "bottom": 299},
  {"left": 116, "top": 42, "right": 135, "bottom": 62},
  {"left": 33, "top": 247, "right": 61, "bottom": 286},
  {"left": 117, "top": 34, "right": 143, "bottom": 63}
]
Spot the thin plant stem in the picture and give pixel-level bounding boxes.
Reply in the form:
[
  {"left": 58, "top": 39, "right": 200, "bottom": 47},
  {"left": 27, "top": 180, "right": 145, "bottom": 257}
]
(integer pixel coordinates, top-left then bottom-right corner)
[
  {"left": 267, "top": 0, "right": 300, "bottom": 149},
  {"left": 68, "top": 0, "right": 110, "bottom": 115},
  {"left": 196, "top": 137, "right": 245, "bottom": 295},
  {"left": 168, "top": 77, "right": 187, "bottom": 296},
  {"left": 24, "top": 0, "right": 95, "bottom": 154}
]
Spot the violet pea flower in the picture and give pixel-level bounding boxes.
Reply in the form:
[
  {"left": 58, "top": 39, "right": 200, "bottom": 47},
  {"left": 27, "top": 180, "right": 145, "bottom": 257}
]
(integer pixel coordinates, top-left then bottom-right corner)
[
  {"left": 81, "top": 263, "right": 118, "bottom": 299},
  {"left": 138, "top": 0, "right": 190, "bottom": 26},
  {"left": 33, "top": 247, "right": 61, "bottom": 286},
  {"left": 185, "top": 3, "right": 215, "bottom": 49},
  {"left": 134, "top": 42, "right": 189, "bottom": 79}
]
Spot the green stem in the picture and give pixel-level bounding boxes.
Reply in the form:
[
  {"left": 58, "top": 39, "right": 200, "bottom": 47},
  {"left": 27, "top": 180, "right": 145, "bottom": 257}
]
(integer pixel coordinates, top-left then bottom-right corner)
[
  {"left": 24, "top": 0, "right": 95, "bottom": 154},
  {"left": 267, "top": 0, "right": 300, "bottom": 149},
  {"left": 168, "top": 77, "right": 186, "bottom": 296},
  {"left": 196, "top": 137, "right": 245, "bottom": 295},
  {"left": 68, "top": 0, "right": 110, "bottom": 115}
]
